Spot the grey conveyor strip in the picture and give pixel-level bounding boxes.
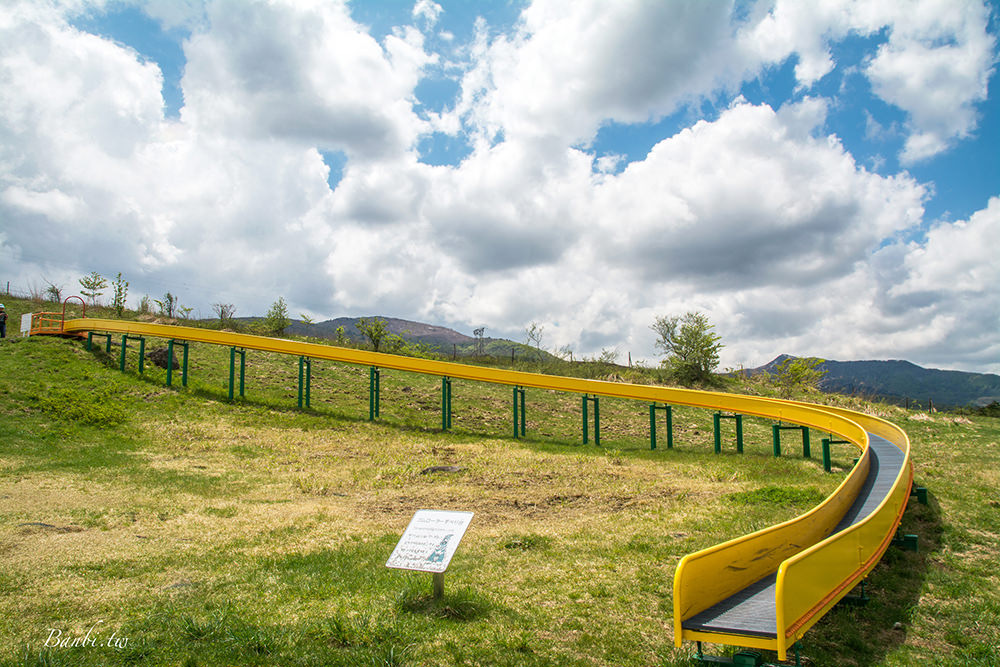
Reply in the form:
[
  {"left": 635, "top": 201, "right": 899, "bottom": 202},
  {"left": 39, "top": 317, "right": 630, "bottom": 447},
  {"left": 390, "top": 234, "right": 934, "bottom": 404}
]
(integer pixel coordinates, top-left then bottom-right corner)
[{"left": 681, "top": 434, "right": 905, "bottom": 638}]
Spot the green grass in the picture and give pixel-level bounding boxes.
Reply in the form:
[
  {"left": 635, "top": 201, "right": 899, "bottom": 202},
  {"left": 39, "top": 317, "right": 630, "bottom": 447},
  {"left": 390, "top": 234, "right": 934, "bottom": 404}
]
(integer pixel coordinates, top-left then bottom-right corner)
[{"left": 0, "top": 295, "right": 998, "bottom": 665}]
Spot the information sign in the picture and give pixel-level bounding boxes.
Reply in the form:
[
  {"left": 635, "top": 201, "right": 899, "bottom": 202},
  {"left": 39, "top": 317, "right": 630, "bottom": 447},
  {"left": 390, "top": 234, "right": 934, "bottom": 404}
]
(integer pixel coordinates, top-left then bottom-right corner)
[{"left": 385, "top": 509, "right": 474, "bottom": 574}]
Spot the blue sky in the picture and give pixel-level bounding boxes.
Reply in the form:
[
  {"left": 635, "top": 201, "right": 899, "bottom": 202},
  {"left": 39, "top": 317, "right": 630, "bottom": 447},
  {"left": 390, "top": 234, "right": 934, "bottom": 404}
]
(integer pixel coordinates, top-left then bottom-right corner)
[{"left": 2, "top": 0, "right": 998, "bottom": 373}]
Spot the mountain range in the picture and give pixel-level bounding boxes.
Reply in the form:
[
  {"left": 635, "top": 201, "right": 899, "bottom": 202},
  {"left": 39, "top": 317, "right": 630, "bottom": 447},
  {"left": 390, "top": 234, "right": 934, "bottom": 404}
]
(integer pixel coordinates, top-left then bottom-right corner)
[{"left": 749, "top": 355, "right": 1000, "bottom": 409}]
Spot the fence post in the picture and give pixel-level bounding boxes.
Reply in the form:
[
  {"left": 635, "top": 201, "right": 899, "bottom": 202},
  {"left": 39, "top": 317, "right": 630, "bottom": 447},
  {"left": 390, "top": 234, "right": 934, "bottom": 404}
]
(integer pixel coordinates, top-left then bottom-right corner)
[
  {"left": 166, "top": 340, "right": 174, "bottom": 387},
  {"left": 713, "top": 412, "right": 721, "bottom": 454},
  {"left": 228, "top": 347, "right": 246, "bottom": 400},
  {"left": 369, "top": 366, "right": 380, "bottom": 421},
  {"left": 298, "top": 356, "right": 312, "bottom": 409},
  {"left": 441, "top": 377, "right": 452, "bottom": 431},
  {"left": 513, "top": 386, "right": 526, "bottom": 438}
]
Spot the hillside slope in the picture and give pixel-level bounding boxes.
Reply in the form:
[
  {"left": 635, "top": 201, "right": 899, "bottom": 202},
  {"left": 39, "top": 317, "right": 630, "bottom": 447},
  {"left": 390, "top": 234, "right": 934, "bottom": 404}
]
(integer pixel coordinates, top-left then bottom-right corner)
[{"left": 753, "top": 355, "right": 1000, "bottom": 408}]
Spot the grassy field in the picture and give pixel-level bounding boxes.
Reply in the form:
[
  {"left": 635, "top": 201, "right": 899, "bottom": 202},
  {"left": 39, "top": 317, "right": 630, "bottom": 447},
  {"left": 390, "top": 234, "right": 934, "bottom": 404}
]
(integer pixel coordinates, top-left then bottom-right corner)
[{"left": 0, "top": 297, "right": 997, "bottom": 665}]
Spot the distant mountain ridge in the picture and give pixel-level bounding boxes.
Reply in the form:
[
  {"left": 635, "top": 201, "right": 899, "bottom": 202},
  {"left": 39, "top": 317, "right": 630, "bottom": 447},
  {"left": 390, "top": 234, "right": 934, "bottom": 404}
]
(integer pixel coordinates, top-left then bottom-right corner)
[
  {"left": 236, "top": 315, "right": 549, "bottom": 361},
  {"left": 288, "top": 316, "right": 475, "bottom": 347},
  {"left": 751, "top": 355, "right": 1000, "bottom": 408}
]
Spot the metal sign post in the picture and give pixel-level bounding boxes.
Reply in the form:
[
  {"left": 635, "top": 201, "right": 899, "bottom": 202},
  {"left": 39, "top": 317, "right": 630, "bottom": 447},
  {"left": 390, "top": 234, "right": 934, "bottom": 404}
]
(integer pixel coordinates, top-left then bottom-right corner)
[{"left": 386, "top": 510, "right": 474, "bottom": 599}]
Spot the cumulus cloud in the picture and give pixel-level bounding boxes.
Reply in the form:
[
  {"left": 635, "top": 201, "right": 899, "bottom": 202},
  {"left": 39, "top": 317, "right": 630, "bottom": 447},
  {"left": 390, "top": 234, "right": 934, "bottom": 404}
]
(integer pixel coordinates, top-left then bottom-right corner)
[
  {"left": 865, "top": 0, "right": 997, "bottom": 163},
  {"left": 743, "top": 0, "right": 997, "bottom": 163},
  {"left": 0, "top": 0, "right": 997, "bottom": 375},
  {"left": 181, "top": 0, "right": 433, "bottom": 159},
  {"left": 453, "top": 0, "right": 745, "bottom": 145},
  {"left": 592, "top": 100, "right": 925, "bottom": 289}
]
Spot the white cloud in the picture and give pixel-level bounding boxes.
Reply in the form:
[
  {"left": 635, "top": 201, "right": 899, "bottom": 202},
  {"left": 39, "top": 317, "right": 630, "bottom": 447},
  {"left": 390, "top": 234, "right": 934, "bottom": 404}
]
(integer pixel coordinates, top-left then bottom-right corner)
[
  {"left": 412, "top": 0, "right": 443, "bottom": 27},
  {"left": 865, "top": 0, "right": 997, "bottom": 163},
  {"left": 180, "top": 0, "right": 432, "bottom": 159},
  {"left": 592, "top": 100, "right": 926, "bottom": 289},
  {"left": 743, "top": 0, "right": 996, "bottom": 163},
  {"left": 0, "top": 0, "right": 997, "bottom": 376},
  {"left": 454, "top": 0, "right": 745, "bottom": 145}
]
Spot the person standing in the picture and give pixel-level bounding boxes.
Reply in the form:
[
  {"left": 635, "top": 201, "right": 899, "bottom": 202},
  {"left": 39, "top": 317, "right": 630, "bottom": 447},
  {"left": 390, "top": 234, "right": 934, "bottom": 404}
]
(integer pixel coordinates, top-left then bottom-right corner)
[{"left": 0, "top": 304, "right": 7, "bottom": 338}]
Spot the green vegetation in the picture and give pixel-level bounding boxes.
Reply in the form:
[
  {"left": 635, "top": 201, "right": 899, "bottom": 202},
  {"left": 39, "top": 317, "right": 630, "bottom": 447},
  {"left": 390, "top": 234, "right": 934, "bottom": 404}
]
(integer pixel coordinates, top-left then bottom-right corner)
[
  {"left": 110, "top": 273, "right": 129, "bottom": 318},
  {"left": 650, "top": 311, "right": 724, "bottom": 385},
  {"left": 262, "top": 297, "right": 291, "bottom": 336},
  {"left": 774, "top": 355, "right": 827, "bottom": 397},
  {"left": 0, "top": 294, "right": 997, "bottom": 665},
  {"left": 78, "top": 271, "right": 108, "bottom": 306}
]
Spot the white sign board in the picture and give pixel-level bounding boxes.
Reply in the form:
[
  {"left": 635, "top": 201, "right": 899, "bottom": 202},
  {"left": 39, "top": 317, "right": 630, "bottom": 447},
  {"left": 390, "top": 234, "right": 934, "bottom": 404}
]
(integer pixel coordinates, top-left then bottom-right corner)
[
  {"left": 386, "top": 509, "right": 474, "bottom": 574},
  {"left": 21, "top": 313, "right": 32, "bottom": 336}
]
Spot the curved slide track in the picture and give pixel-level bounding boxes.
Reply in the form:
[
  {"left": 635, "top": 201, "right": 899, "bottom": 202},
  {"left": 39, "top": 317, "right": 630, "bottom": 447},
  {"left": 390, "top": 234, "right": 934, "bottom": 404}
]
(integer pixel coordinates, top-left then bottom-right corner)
[{"left": 41, "top": 317, "right": 912, "bottom": 661}]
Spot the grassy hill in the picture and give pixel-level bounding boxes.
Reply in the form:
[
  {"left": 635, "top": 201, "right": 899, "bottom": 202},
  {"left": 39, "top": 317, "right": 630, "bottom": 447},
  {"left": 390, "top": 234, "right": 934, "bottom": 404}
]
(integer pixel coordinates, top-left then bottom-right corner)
[{"left": 0, "top": 295, "right": 998, "bottom": 664}]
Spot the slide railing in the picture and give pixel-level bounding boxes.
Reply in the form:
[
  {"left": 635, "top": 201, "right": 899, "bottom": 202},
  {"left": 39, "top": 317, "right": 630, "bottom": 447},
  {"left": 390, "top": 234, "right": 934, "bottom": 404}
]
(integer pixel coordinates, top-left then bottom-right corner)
[{"left": 43, "top": 317, "right": 910, "bottom": 660}]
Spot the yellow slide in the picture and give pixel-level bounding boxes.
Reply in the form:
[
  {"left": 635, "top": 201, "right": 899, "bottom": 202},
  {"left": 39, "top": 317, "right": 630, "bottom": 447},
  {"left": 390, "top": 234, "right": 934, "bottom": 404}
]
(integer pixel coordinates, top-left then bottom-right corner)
[{"left": 48, "top": 317, "right": 912, "bottom": 660}]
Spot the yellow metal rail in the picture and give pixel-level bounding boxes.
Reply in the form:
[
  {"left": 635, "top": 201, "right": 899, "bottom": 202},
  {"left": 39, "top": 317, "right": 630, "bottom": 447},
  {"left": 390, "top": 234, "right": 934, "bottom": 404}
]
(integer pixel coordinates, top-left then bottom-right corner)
[{"left": 51, "top": 318, "right": 910, "bottom": 659}]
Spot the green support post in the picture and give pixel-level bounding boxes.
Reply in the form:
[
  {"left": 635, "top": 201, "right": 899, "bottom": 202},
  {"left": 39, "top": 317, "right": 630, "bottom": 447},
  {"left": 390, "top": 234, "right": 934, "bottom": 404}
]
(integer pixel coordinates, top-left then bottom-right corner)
[
  {"left": 298, "top": 356, "right": 312, "bottom": 409},
  {"left": 582, "top": 395, "right": 600, "bottom": 445},
  {"left": 166, "top": 340, "right": 174, "bottom": 387},
  {"left": 713, "top": 413, "right": 720, "bottom": 453},
  {"left": 87, "top": 331, "right": 113, "bottom": 353},
  {"left": 165, "top": 340, "right": 189, "bottom": 388},
  {"left": 118, "top": 335, "right": 146, "bottom": 374},
  {"left": 87, "top": 331, "right": 111, "bottom": 354},
  {"left": 774, "top": 422, "right": 811, "bottom": 458},
  {"left": 369, "top": 367, "right": 380, "bottom": 421},
  {"left": 513, "top": 386, "right": 526, "bottom": 438},
  {"left": 821, "top": 436, "right": 850, "bottom": 473},
  {"left": 119, "top": 335, "right": 128, "bottom": 372},
  {"left": 228, "top": 347, "right": 246, "bottom": 400},
  {"left": 714, "top": 413, "right": 743, "bottom": 454},
  {"left": 441, "top": 377, "right": 452, "bottom": 431},
  {"left": 649, "top": 403, "right": 673, "bottom": 450},
  {"left": 593, "top": 396, "right": 600, "bottom": 446}
]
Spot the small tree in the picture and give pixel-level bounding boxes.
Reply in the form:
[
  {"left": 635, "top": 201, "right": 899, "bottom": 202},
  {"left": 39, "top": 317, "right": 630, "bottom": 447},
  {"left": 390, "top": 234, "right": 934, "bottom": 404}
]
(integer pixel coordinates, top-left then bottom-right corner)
[
  {"left": 78, "top": 271, "right": 108, "bottom": 306},
  {"left": 300, "top": 313, "right": 314, "bottom": 325},
  {"left": 213, "top": 303, "right": 236, "bottom": 328},
  {"left": 263, "top": 297, "right": 290, "bottom": 336},
  {"left": 335, "top": 326, "right": 348, "bottom": 345},
  {"left": 155, "top": 292, "right": 177, "bottom": 318},
  {"left": 138, "top": 295, "right": 152, "bottom": 315},
  {"left": 356, "top": 317, "right": 390, "bottom": 352},
  {"left": 474, "top": 327, "right": 486, "bottom": 357},
  {"left": 42, "top": 278, "right": 64, "bottom": 303},
  {"left": 650, "top": 311, "right": 723, "bottom": 385},
  {"left": 774, "top": 356, "right": 827, "bottom": 397},
  {"left": 111, "top": 273, "right": 128, "bottom": 317},
  {"left": 525, "top": 322, "right": 545, "bottom": 360}
]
